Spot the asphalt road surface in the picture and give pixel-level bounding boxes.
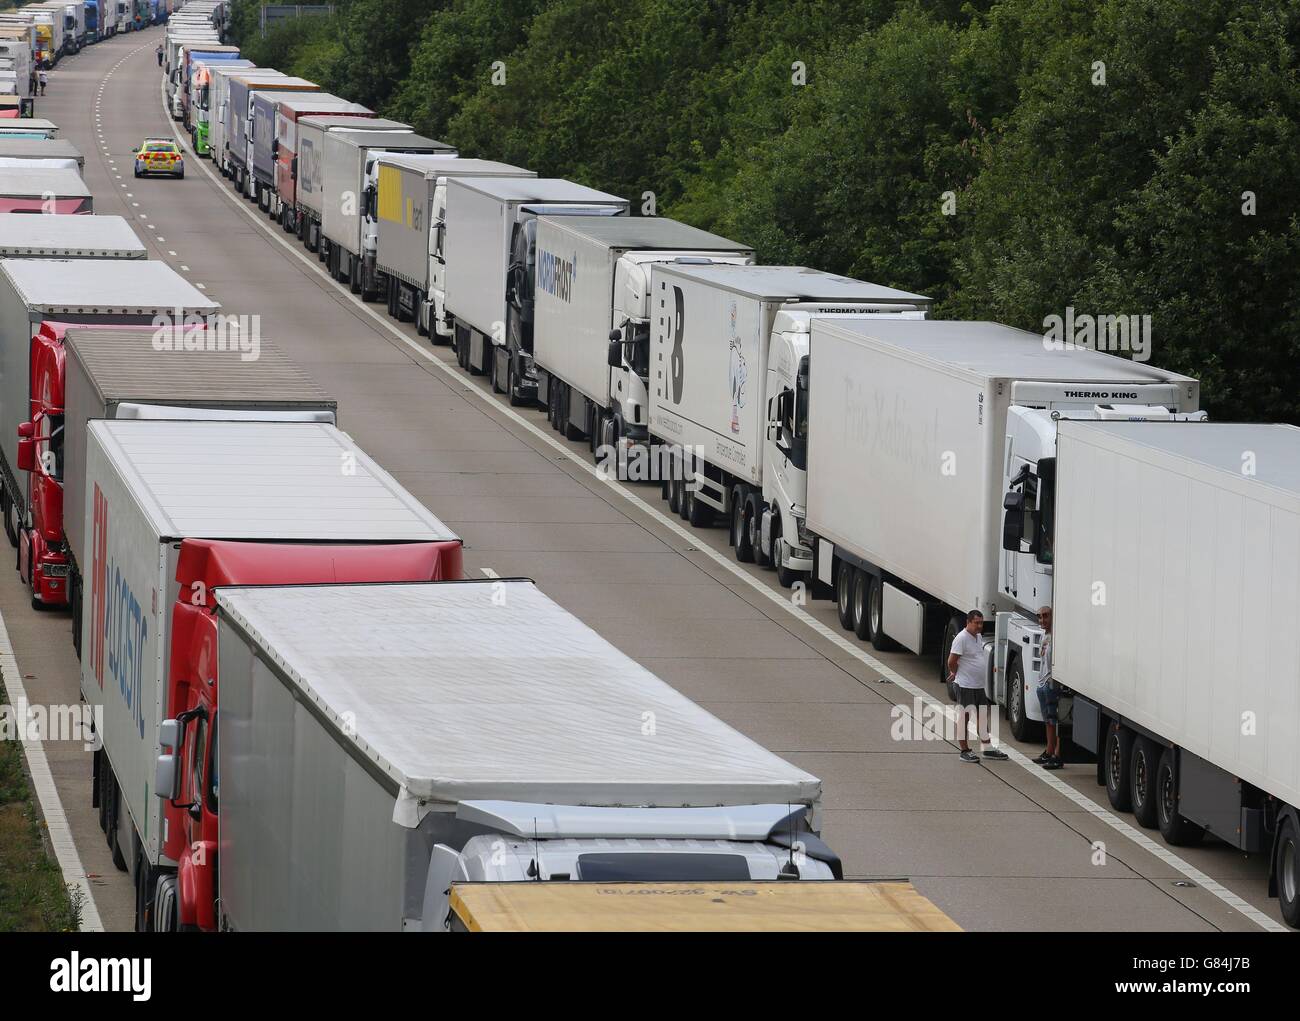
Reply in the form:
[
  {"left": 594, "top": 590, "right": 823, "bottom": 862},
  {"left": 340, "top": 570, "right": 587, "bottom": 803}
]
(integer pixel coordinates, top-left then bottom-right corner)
[{"left": 8, "top": 25, "right": 1285, "bottom": 932}]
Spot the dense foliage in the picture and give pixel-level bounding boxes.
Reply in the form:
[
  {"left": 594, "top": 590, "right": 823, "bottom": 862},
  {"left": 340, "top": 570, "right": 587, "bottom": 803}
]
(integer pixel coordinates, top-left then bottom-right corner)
[{"left": 231, "top": 0, "right": 1300, "bottom": 423}]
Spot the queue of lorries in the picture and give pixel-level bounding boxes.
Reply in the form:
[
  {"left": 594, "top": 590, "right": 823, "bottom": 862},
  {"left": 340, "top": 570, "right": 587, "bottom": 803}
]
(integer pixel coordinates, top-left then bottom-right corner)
[
  {"left": 156, "top": 1, "right": 1300, "bottom": 931},
  {"left": 1, "top": 0, "right": 173, "bottom": 77},
  {"left": 0, "top": 2, "right": 970, "bottom": 935}
]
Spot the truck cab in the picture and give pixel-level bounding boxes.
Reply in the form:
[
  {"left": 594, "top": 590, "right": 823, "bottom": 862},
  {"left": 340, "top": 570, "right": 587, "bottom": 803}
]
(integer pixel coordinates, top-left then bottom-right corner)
[
  {"left": 421, "top": 801, "right": 842, "bottom": 932},
  {"left": 994, "top": 392, "right": 1206, "bottom": 739}
]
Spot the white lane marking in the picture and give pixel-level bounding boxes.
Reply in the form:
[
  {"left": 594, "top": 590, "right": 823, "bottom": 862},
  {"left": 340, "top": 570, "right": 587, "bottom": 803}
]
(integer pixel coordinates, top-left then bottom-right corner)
[
  {"left": 159, "top": 66, "right": 1286, "bottom": 934},
  {"left": 0, "top": 610, "right": 103, "bottom": 932}
]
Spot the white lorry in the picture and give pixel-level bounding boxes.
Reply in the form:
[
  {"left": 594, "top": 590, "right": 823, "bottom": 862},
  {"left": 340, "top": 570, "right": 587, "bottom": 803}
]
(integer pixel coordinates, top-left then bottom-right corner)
[
  {"left": 82, "top": 420, "right": 458, "bottom": 930},
  {"left": 204, "top": 579, "right": 837, "bottom": 931},
  {"left": 443, "top": 177, "right": 627, "bottom": 400},
  {"left": 0, "top": 212, "right": 144, "bottom": 257},
  {"left": 533, "top": 215, "right": 755, "bottom": 444},
  {"left": 318, "top": 129, "right": 456, "bottom": 298},
  {"left": 1049, "top": 421, "right": 1300, "bottom": 927},
  {"left": 370, "top": 154, "right": 533, "bottom": 339},
  {"left": 799, "top": 318, "right": 1202, "bottom": 739},
  {"left": 645, "top": 264, "right": 929, "bottom": 579},
  {"left": 210, "top": 66, "right": 280, "bottom": 176}
]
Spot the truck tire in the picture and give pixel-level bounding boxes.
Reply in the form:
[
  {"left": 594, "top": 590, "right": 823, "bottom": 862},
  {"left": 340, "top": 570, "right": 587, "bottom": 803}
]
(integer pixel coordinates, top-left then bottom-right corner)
[
  {"left": 107, "top": 781, "right": 127, "bottom": 871},
  {"left": 1155, "top": 748, "right": 1204, "bottom": 846},
  {"left": 865, "top": 574, "right": 895, "bottom": 652},
  {"left": 731, "top": 494, "right": 753, "bottom": 562},
  {"left": 747, "top": 496, "right": 769, "bottom": 566},
  {"left": 1, "top": 487, "right": 15, "bottom": 547},
  {"left": 1277, "top": 815, "right": 1300, "bottom": 929},
  {"left": 939, "top": 614, "right": 963, "bottom": 688},
  {"left": 667, "top": 475, "right": 682, "bottom": 516},
  {"left": 836, "top": 564, "right": 856, "bottom": 631},
  {"left": 772, "top": 522, "right": 796, "bottom": 588},
  {"left": 852, "top": 570, "right": 870, "bottom": 640},
  {"left": 489, "top": 351, "right": 502, "bottom": 394},
  {"left": 678, "top": 483, "right": 693, "bottom": 521},
  {"left": 1006, "top": 655, "right": 1043, "bottom": 742},
  {"left": 1130, "top": 737, "right": 1161, "bottom": 828},
  {"left": 1104, "top": 723, "right": 1134, "bottom": 812},
  {"left": 507, "top": 363, "right": 526, "bottom": 407},
  {"left": 687, "top": 487, "right": 712, "bottom": 527}
]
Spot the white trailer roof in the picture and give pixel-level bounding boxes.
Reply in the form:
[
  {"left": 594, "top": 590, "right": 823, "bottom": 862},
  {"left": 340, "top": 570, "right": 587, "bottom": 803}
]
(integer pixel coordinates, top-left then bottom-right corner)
[
  {"left": 0, "top": 138, "right": 81, "bottom": 162},
  {"left": 1063, "top": 421, "right": 1300, "bottom": 497},
  {"left": 92, "top": 420, "right": 455, "bottom": 542},
  {"left": 300, "top": 115, "right": 411, "bottom": 132},
  {"left": 0, "top": 259, "right": 218, "bottom": 314},
  {"left": 375, "top": 153, "right": 531, "bottom": 178},
  {"left": 274, "top": 95, "right": 369, "bottom": 115},
  {"left": 815, "top": 318, "right": 1197, "bottom": 386},
  {"left": 215, "top": 580, "right": 820, "bottom": 817},
  {"left": 0, "top": 214, "right": 145, "bottom": 257},
  {"left": 658, "top": 263, "right": 930, "bottom": 306},
  {"left": 453, "top": 176, "right": 625, "bottom": 205},
  {"left": 0, "top": 119, "right": 57, "bottom": 133},
  {"left": 543, "top": 214, "right": 753, "bottom": 252},
  {"left": 0, "top": 166, "right": 88, "bottom": 197}
]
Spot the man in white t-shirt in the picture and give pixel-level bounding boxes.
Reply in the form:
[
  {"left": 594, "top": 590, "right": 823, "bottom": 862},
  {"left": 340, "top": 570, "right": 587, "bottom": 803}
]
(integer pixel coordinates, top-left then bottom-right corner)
[{"left": 947, "top": 609, "right": 1008, "bottom": 763}]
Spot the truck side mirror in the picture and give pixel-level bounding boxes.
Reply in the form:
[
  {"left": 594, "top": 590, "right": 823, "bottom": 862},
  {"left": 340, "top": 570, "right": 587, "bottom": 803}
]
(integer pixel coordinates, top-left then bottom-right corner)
[
  {"left": 156, "top": 718, "right": 181, "bottom": 800},
  {"left": 607, "top": 340, "right": 622, "bottom": 368},
  {"left": 16, "top": 420, "right": 34, "bottom": 473},
  {"left": 1001, "top": 490, "right": 1025, "bottom": 551}
]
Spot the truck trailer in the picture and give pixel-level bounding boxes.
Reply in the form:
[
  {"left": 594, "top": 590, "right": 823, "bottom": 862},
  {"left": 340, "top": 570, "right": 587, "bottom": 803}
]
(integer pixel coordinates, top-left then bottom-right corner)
[
  {"left": 0, "top": 258, "right": 219, "bottom": 606},
  {"left": 0, "top": 166, "right": 89, "bottom": 212},
  {"left": 80, "top": 419, "right": 462, "bottom": 932},
  {"left": 184, "top": 578, "right": 836, "bottom": 931},
  {"left": 296, "top": 115, "right": 412, "bottom": 251},
  {"left": 1050, "top": 421, "right": 1300, "bottom": 927},
  {"left": 443, "top": 177, "right": 627, "bottom": 398},
  {"left": 371, "top": 154, "right": 533, "bottom": 338},
  {"left": 319, "top": 128, "right": 457, "bottom": 298},
  {"left": 226, "top": 74, "right": 315, "bottom": 194},
  {"left": 0, "top": 137, "right": 83, "bottom": 172},
  {"left": 645, "top": 265, "right": 929, "bottom": 578},
  {"left": 211, "top": 66, "right": 280, "bottom": 173},
  {"left": 0, "top": 212, "right": 143, "bottom": 257},
  {"left": 42, "top": 325, "right": 337, "bottom": 641},
  {"left": 798, "top": 318, "right": 1202, "bottom": 739},
  {"left": 176, "top": 44, "right": 239, "bottom": 128},
  {"left": 533, "top": 216, "right": 754, "bottom": 445},
  {"left": 250, "top": 91, "right": 364, "bottom": 216},
  {"left": 265, "top": 95, "right": 373, "bottom": 227}
]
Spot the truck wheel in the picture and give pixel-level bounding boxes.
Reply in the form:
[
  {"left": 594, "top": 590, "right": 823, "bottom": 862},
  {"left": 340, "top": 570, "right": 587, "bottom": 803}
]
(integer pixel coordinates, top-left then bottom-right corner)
[
  {"left": 1155, "top": 748, "right": 1204, "bottom": 846},
  {"left": 939, "top": 614, "right": 963, "bottom": 687},
  {"left": 507, "top": 363, "right": 526, "bottom": 407},
  {"left": 731, "top": 496, "right": 753, "bottom": 561},
  {"left": 773, "top": 523, "right": 796, "bottom": 588},
  {"left": 1, "top": 487, "right": 15, "bottom": 547},
  {"left": 1130, "top": 737, "right": 1161, "bottom": 828},
  {"left": 865, "top": 574, "right": 895, "bottom": 652},
  {"left": 687, "top": 487, "right": 712, "bottom": 527},
  {"left": 1006, "top": 656, "right": 1043, "bottom": 742},
  {"left": 836, "top": 564, "right": 856, "bottom": 630},
  {"left": 679, "top": 483, "right": 693, "bottom": 521},
  {"left": 1104, "top": 723, "right": 1134, "bottom": 812},
  {"left": 852, "top": 570, "right": 870, "bottom": 640},
  {"left": 489, "top": 351, "right": 502, "bottom": 394},
  {"left": 668, "top": 475, "right": 682, "bottom": 516},
  {"left": 107, "top": 782, "right": 128, "bottom": 871},
  {"left": 1277, "top": 816, "right": 1300, "bottom": 928},
  {"left": 748, "top": 497, "right": 769, "bottom": 566}
]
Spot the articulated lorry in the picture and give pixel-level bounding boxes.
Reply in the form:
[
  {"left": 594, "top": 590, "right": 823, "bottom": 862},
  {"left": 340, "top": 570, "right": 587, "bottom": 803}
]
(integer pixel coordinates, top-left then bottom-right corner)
[
  {"left": 164, "top": 35, "right": 220, "bottom": 115},
  {"left": 320, "top": 129, "right": 456, "bottom": 297},
  {"left": 371, "top": 154, "right": 532, "bottom": 338},
  {"left": 645, "top": 265, "right": 929, "bottom": 576},
  {"left": 444, "top": 177, "right": 627, "bottom": 399},
  {"left": 81, "top": 420, "right": 461, "bottom": 932},
  {"left": 226, "top": 75, "right": 317, "bottom": 198},
  {"left": 210, "top": 66, "right": 278, "bottom": 172},
  {"left": 34, "top": 325, "right": 337, "bottom": 637},
  {"left": 1047, "top": 421, "right": 1300, "bottom": 927},
  {"left": 168, "top": 578, "right": 836, "bottom": 931},
  {"left": 533, "top": 216, "right": 754, "bottom": 442},
  {"left": 176, "top": 44, "right": 238, "bottom": 127},
  {"left": 0, "top": 137, "right": 82, "bottom": 172},
  {"left": 295, "top": 115, "right": 411, "bottom": 250},
  {"left": 798, "top": 318, "right": 1201, "bottom": 738},
  {"left": 60, "top": 2, "right": 85, "bottom": 52},
  {"left": 0, "top": 166, "right": 89, "bottom": 212},
  {"left": 188, "top": 56, "right": 250, "bottom": 155},
  {"left": 262, "top": 94, "right": 372, "bottom": 226},
  {"left": 0, "top": 117, "right": 57, "bottom": 139},
  {"left": 0, "top": 260, "right": 219, "bottom": 607}
]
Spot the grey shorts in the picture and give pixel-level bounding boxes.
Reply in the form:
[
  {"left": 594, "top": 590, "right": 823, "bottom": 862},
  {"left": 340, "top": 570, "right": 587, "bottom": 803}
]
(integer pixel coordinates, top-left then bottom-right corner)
[{"left": 956, "top": 687, "right": 989, "bottom": 708}]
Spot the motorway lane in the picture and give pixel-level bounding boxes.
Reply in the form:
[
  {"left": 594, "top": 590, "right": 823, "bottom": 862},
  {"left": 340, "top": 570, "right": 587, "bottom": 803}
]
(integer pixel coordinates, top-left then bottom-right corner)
[{"left": 14, "top": 26, "right": 1283, "bottom": 931}]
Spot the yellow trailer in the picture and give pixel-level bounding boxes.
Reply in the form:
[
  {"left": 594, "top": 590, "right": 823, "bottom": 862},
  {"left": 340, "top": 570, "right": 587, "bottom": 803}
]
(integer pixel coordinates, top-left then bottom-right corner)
[{"left": 448, "top": 881, "right": 961, "bottom": 933}]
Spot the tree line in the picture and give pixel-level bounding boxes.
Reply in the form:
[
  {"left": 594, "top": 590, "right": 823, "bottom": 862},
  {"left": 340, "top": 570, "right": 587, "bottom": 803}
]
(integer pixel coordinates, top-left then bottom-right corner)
[{"left": 230, "top": 0, "right": 1300, "bottom": 423}]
